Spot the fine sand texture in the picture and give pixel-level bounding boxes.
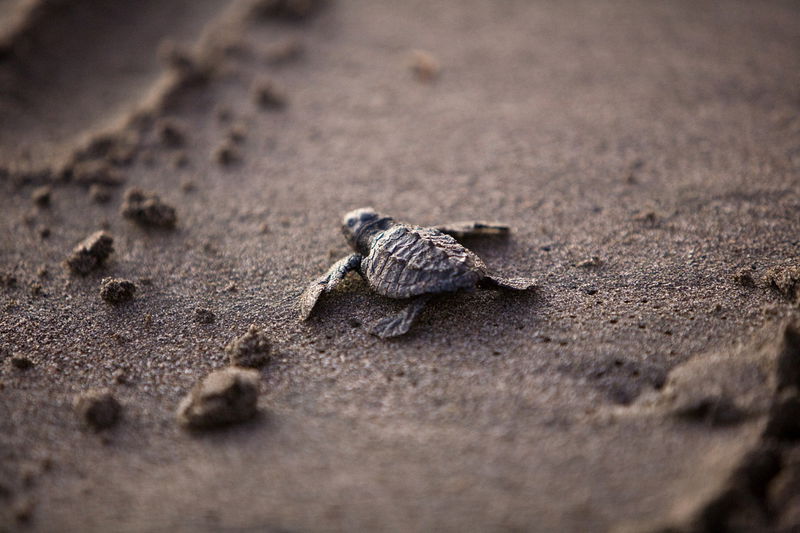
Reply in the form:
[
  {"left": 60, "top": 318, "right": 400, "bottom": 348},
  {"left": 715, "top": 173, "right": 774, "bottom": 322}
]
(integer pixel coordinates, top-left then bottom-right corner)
[{"left": 1, "top": 0, "right": 800, "bottom": 531}]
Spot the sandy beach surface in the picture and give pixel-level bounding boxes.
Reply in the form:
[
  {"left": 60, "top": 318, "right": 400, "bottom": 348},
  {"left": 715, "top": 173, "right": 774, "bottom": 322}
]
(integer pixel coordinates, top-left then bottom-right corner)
[{"left": 1, "top": 1, "right": 799, "bottom": 531}]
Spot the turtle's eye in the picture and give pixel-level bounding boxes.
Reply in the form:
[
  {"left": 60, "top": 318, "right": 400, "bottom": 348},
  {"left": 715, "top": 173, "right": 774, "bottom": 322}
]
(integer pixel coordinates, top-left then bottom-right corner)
[{"left": 347, "top": 218, "right": 356, "bottom": 227}]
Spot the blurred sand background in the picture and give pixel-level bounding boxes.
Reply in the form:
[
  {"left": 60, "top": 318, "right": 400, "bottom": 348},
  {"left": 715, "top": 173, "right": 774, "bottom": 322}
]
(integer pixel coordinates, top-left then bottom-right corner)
[{"left": 1, "top": 0, "right": 800, "bottom": 531}]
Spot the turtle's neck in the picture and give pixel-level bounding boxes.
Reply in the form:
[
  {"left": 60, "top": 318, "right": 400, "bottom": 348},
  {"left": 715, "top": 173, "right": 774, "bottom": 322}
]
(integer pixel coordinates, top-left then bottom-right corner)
[{"left": 354, "top": 216, "right": 394, "bottom": 255}]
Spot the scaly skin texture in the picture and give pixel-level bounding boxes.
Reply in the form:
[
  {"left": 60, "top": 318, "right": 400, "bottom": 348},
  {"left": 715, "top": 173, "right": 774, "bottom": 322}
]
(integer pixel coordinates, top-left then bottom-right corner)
[{"left": 360, "top": 224, "right": 487, "bottom": 298}]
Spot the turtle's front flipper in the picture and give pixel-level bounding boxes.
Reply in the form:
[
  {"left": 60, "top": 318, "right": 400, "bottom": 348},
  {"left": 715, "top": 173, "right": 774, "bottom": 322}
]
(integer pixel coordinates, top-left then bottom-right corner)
[
  {"left": 369, "top": 295, "right": 432, "bottom": 339},
  {"left": 479, "top": 275, "right": 536, "bottom": 291},
  {"left": 300, "top": 253, "right": 363, "bottom": 320},
  {"left": 435, "top": 221, "right": 510, "bottom": 240}
]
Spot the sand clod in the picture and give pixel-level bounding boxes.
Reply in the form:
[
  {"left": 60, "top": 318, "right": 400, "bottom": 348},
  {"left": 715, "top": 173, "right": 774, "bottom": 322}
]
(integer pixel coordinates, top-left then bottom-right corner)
[
  {"left": 176, "top": 367, "right": 260, "bottom": 429},
  {"left": 252, "top": 79, "right": 287, "bottom": 110},
  {"left": 65, "top": 231, "right": 114, "bottom": 275},
  {"left": 408, "top": 49, "right": 441, "bottom": 82},
  {"left": 99, "top": 278, "right": 137, "bottom": 304},
  {"left": 156, "top": 118, "right": 187, "bottom": 148},
  {"left": 88, "top": 184, "right": 112, "bottom": 204},
  {"left": 31, "top": 186, "right": 51, "bottom": 207},
  {"left": 0, "top": 272, "right": 17, "bottom": 288},
  {"left": 121, "top": 188, "right": 177, "bottom": 228},
  {"left": 74, "top": 389, "right": 121, "bottom": 430},
  {"left": 226, "top": 324, "right": 272, "bottom": 368},
  {"left": 10, "top": 354, "right": 34, "bottom": 370},
  {"left": 193, "top": 307, "right": 216, "bottom": 324},
  {"left": 733, "top": 268, "right": 756, "bottom": 288},
  {"left": 763, "top": 265, "right": 800, "bottom": 302},
  {"left": 227, "top": 122, "right": 248, "bottom": 144},
  {"left": 213, "top": 142, "right": 241, "bottom": 166}
]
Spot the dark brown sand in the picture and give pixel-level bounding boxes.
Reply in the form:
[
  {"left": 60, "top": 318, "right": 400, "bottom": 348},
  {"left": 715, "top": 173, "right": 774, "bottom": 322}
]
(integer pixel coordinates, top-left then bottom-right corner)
[{"left": 1, "top": 0, "right": 800, "bottom": 531}]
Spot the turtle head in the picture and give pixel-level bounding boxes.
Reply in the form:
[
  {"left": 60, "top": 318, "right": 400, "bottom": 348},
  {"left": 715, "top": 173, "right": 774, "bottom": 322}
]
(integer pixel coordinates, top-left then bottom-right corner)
[{"left": 342, "top": 207, "right": 391, "bottom": 253}]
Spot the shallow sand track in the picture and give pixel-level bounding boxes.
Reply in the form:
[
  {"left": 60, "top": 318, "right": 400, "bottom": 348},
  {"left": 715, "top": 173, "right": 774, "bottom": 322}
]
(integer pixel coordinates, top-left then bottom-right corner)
[{"left": 0, "top": 0, "right": 233, "bottom": 173}]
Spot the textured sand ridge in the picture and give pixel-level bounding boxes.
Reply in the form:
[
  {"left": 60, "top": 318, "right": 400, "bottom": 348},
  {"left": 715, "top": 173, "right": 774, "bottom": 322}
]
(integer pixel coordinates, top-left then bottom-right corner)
[{"left": 1, "top": 0, "right": 800, "bottom": 531}]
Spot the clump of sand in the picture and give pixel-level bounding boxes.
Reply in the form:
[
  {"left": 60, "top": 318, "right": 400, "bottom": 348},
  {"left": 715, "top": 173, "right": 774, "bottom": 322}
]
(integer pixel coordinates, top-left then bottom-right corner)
[
  {"left": 176, "top": 367, "right": 260, "bottom": 429},
  {"left": 226, "top": 324, "right": 272, "bottom": 368},
  {"left": 213, "top": 142, "right": 241, "bottom": 166},
  {"left": 65, "top": 231, "right": 114, "bottom": 275},
  {"left": 89, "top": 184, "right": 112, "bottom": 203},
  {"left": 31, "top": 186, "right": 51, "bottom": 207},
  {"left": 156, "top": 118, "right": 187, "bottom": 148},
  {"left": 121, "top": 188, "right": 177, "bottom": 228},
  {"left": 252, "top": 79, "right": 287, "bottom": 110},
  {"left": 193, "top": 307, "right": 216, "bottom": 324},
  {"left": 99, "top": 278, "right": 137, "bottom": 304},
  {"left": 408, "top": 49, "right": 440, "bottom": 82},
  {"left": 764, "top": 265, "right": 800, "bottom": 302},
  {"left": 73, "top": 389, "right": 121, "bottom": 430},
  {"left": 10, "top": 354, "right": 34, "bottom": 370}
]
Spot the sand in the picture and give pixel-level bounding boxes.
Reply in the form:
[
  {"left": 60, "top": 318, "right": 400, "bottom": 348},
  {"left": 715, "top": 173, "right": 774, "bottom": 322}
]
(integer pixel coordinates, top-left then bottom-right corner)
[{"left": 1, "top": 0, "right": 799, "bottom": 531}]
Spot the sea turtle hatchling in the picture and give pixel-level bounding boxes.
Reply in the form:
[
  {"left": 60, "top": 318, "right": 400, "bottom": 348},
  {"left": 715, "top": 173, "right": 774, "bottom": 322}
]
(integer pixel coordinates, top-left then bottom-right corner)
[{"left": 300, "top": 208, "right": 536, "bottom": 338}]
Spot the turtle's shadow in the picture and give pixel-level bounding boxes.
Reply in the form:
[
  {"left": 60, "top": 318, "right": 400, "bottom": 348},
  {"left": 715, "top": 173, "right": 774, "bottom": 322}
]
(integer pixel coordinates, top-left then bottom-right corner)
[
  {"left": 402, "top": 285, "right": 541, "bottom": 341},
  {"left": 306, "top": 280, "right": 541, "bottom": 342}
]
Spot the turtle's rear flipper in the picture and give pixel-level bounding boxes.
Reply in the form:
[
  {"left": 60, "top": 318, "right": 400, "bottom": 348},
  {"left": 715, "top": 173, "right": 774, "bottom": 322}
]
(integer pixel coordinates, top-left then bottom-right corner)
[
  {"left": 435, "top": 221, "right": 510, "bottom": 240},
  {"left": 369, "top": 295, "right": 432, "bottom": 338},
  {"left": 300, "top": 253, "right": 363, "bottom": 320},
  {"left": 479, "top": 275, "right": 536, "bottom": 291}
]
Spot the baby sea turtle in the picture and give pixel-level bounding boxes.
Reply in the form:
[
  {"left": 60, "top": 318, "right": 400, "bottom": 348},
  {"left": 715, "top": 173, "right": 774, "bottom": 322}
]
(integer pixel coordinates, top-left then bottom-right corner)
[{"left": 300, "top": 208, "right": 535, "bottom": 338}]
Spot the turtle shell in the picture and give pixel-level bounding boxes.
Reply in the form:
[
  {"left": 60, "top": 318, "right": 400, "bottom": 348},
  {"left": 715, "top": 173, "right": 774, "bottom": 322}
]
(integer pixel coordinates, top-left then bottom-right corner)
[{"left": 360, "top": 224, "right": 487, "bottom": 298}]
